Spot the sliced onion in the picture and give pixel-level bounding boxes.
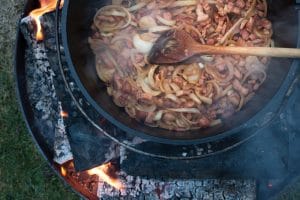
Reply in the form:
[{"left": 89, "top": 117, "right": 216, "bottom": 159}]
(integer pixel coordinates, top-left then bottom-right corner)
[
  {"left": 200, "top": 55, "right": 214, "bottom": 63},
  {"left": 133, "top": 34, "right": 154, "bottom": 54},
  {"left": 176, "top": 118, "right": 190, "bottom": 128},
  {"left": 136, "top": 104, "right": 156, "bottom": 112},
  {"left": 138, "top": 78, "right": 161, "bottom": 96},
  {"left": 198, "top": 62, "right": 205, "bottom": 69},
  {"left": 205, "top": 61, "right": 234, "bottom": 84},
  {"left": 94, "top": 5, "right": 131, "bottom": 32},
  {"left": 156, "top": 15, "right": 176, "bottom": 26},
  {"left": 139, "top": 15, "right": 157, "bottom": 29},
  {"left": 210, "top": 119, "right": 222, "bottom": 127},
  {"left": 180, "top": 113, "right": 199, "bottom": 125},
  {"left": 125, "top": 106, "right": 136, "bottom": 118},
  {"left": 162, "top": 79, "right": 173, "bottom": 94},
  {"left": 153, "top": 110, "right": 164, "bottom": 121},
  {"left": 195, "top": 90, "right": 213, "bottom": 105},
  {"left": 107, "top": 86, "right": 113, "bottom": 95},
  {"left": 111, "top": 35, "right": 132, "bottom": 44},
  {"left": 101, "top": 10, "right": 127, "bottom": 17},
  {"left": 148, "top": 65, "right": 159, "bottom": 89},
  {"left": 219, "top": 18, "right": 243, "bottom": 44},
  {"left": 221, "top": 85, "right": 233, "bottom": 97},
  {"left": 101, "top": 32, "right": 114, "bottom": 37},
  {"left": 167, "top": 108, "right": 200, "bottom": 114},
  {"left": 165, "top": 94, "right": 178, "bottom": 102},
  {"left": 170, "top": 82, "right": 180, "bottom": 92},
  {"left": 187, "top": 74, "right": 200, "bottom": 84},
  {"left": 149, "top": 26, "right": 172, "bottom": 33},
  {"left": 170, "top": 0, "right": 197, "bottom": 8},
  {"left": 128, "top": 2, "right": 147, "bottom": 12},
  {"left": 176, "top": 90, "right": 185, "bottom": 96},
  {"left": 207, "top": 80, "right": 221, "bottom": 99},
  {"left": 140, "top": 32, "right": 160, "bottom": 42},
  {"left": 172, "top": 65, "right": 185, "bottom": 78},
  {"left": 189, "top": 93, "right": 202, "bottom": 104},
  {"left": 96, "top": 64, "right": 115, "bottom": 82}
]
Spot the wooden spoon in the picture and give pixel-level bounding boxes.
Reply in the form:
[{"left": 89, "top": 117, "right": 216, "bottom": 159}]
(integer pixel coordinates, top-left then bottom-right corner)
[{"left": 148, "top": 29, "right": 300, "bottom": 64}]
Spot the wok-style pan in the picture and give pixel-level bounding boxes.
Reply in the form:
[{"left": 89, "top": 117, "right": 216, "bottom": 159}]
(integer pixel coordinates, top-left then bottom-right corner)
[{"left": 62, "top": 0, "right": 298, "bottom": 144}]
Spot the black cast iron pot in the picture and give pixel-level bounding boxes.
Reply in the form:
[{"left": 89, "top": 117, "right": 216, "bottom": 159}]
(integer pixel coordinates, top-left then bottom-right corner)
[{"left": 62, "top": 0, "right": 298, "bottom": 144}]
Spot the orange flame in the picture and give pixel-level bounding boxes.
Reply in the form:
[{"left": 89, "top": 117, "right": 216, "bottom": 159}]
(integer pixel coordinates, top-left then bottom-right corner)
[
  {"left": 29, "top": 0, "right": 64, "bottom": 41},
  {"left": 87, "top": 163, "right": 124, "bottom": 190},
  {"left": 60, "top": 166, "right": 67, "bottom": 177},
  {"left": 60, "top": 111, "right": 69, "bottom": 118}
]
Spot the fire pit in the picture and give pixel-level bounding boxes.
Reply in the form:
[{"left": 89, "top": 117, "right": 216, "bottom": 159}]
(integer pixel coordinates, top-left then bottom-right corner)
[{"left": 15, "top": 0, "right": 300, "bottom": 199}]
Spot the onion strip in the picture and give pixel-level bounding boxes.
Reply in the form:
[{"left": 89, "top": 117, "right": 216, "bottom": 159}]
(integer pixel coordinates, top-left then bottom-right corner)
[
  {"left": 128, "top": 2, "right": 147, "bottom": 12},
  {"left": 170, "top": 0, "right": 197, "bottom": 8},
  {"left": 156, "top": 15, "right": 176, "bottom": 26},
  {"left": 167, "top": 108, "right": 200, "bottom": 114},
  {"left": 94, "top": 5, "right": 131, "bottom": 32}
]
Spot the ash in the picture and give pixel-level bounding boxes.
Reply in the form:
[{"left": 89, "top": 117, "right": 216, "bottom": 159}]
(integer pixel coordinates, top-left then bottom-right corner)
[{"left": 97, "top": 174, "right": 256, "bottom": 200}]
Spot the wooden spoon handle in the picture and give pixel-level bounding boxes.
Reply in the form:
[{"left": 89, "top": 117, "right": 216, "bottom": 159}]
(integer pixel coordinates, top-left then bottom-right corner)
[{"left": 192, "top": 45, "right": 300, "bottom": 58}]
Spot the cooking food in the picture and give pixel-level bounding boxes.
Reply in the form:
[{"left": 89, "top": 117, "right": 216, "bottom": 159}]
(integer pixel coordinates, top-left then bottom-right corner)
[{"left": 88, "top": 0, "right": 272, "bottom": 131}]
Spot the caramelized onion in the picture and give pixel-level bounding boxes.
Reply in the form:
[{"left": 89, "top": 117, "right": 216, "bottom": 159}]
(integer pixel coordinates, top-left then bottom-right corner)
[
  {"left": 156, "top": 15, "right": 176, "bottom": 26},
  {"left": 189, "top": 93, "right": 202, "bottom": 104},
  {"left": 167, "top": 108, "right": 200, "bottom": 114},
  {"left": 148, "top": 65, "right": 159, "bottom": 89},
  {"left": 153, "top": 110, "right": 164, "bottom": 121},
  {"left": 171, "top": 0, "right": 197, "bottom": 8},
  {"left": 210, "top": 119, "right": 222, "bottom": 127},
  {"left": 195, "top": 90, "right": 213, "bottom": 105},
  {"left": 165, "top": 94, "right": 178, "bottom": 102},
  {"left": 149, "top": 26, "right": 172, "bottom": 33},
  {"left": 133, "top": 34, "right": 154, "bottom": 54},
  {"left": 136, "top": 104, "right": 156, "bottom": 112},
  {"left": 138, "top": 77, "right": 161, "bottom": 96},
  {"left": 139, "top": 15, "right": 157, "bottom": 29},
  {"left": 128, "top": 2, "right": 147, "bottom": 11},
  {"left": 94, "top": 5, "right": 131, "bottom": 32}
]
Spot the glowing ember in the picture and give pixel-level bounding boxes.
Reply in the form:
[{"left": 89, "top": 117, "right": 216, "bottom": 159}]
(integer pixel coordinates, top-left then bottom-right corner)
[
  {"left": 29, "top": 0, "right": 64, "bottom": 41},
  {"left": 87, "top": 163, "right": 124, "bottom": 190},
  {"left": 60, "top": 111, "right": 69, "bottom": 118},
  {"left": 60, "top": 166, "right": 67, "bottom": 177}
]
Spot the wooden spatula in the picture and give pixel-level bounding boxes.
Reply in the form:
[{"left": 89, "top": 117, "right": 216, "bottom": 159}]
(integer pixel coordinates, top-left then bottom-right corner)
[{"left": 148, "top": 29, "right": 300, "bottom": 64}]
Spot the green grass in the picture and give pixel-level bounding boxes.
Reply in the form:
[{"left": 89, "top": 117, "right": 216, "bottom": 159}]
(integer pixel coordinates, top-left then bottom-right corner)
[{"left": 0, "top": 1, "right": 78, "bottom": 199}]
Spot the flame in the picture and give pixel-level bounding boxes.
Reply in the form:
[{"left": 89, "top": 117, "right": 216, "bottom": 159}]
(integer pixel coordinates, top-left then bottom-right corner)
[
  {"left": 60, "top": 111, "right": 69, "bottom": 118},
  {"left": 60, "top": 166, "right": 67, "bottom": 177},
  {"left": 29, "top": 0, "right": 64, "bottom": 41},
  {"left": 87, "top": 163, "right": 124, "bottom": 190}
]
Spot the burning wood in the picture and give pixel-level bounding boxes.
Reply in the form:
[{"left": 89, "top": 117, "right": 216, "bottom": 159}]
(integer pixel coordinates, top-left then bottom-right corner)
[
  {"left": 20, "top": 10, "right": 73, "bottom": 165},
  {"left": 86, "top": 163, "right": 124, "bottom": 190},
  {"left": 29, "top": 0, "right": 64, "bottom": 41}
]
